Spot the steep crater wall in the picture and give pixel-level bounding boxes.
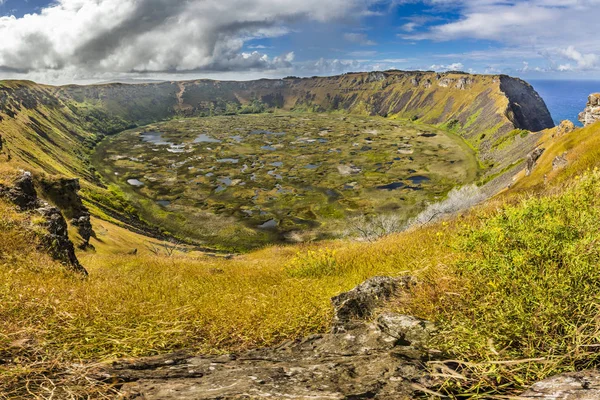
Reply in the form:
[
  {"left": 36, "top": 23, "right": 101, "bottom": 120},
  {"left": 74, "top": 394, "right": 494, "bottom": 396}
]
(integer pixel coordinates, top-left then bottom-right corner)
[{"left": 55, "top": 71, "right": 555, "bottom": 174}]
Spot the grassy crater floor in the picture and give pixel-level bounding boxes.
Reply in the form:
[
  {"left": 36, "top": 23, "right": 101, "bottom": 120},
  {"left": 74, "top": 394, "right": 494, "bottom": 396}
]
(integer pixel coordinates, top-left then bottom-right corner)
[{"left": 93, "top": 112, "right": 479, "bottom": 251}]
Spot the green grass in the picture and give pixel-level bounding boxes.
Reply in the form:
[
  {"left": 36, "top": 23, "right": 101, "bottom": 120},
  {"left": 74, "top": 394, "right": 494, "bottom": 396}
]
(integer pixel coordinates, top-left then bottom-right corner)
[
  {"left": 5, "top": 167, "right": 600, "bottom": 397},
  {"left": 92, "top": 112, "right": 480, "bottom": 251},
  {"left": 396, "top": 168, "right": 600, "bottom": 396}
]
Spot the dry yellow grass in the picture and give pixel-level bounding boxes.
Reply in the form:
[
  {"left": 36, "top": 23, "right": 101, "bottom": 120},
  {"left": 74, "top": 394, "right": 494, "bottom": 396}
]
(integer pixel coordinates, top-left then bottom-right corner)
[{"left": 3, "top": 122, "right": 600, "bottom": 397}]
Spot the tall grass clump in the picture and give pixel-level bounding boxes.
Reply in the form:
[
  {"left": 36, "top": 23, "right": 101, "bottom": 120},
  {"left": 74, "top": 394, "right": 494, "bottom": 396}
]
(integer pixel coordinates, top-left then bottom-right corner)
[{"left": 402, "top": 169, "right": 600, "bottom": 396}]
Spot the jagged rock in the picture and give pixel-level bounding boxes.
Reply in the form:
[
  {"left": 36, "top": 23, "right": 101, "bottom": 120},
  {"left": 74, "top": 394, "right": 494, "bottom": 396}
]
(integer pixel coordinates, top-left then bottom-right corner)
[
  {"left": 456, "top": 77, "right": 473, "bottom": 90},
  {"left": 37, "top": 206, "right": 87, "bottom": 275},
  {"left": 331, "top": 276, "right": 414, "bottom": 332},
  {"left": 71, "top": 214, "right": 94, "bottom": 249},
  {"left": 553, "top": 152, "right": 569, "bottom": 170},
  {"left": 526, "top": 148, "right": 545, "bottom": 176},
  {"left": 579, "top": 94, "right": 600, "bottom": 126},
  {"left": 0, "top": 172, "right": 87, "bottom": 275},
  {"left": 555, "top": 120, "right": 576, "bottom": 137},
  {"left": 42, "top": 177, "right": 94, "bottom": 248},
  {"left": 438, "top": 78, "right": 452, "bottom": 87},
  {"left": 91, "top": 311, "right": 439, "bottom": 400},
  {"left": 521, "top": 370, "right": 600, "bottom": 399},
  {"left": 410, "top": 77, "right": 419, "bottom": 87},
  {"left": 366, "top": 71, "right": 386, "bottom": 83},
  {"left": 0, "top": 171, "right": 41, "bottom": 210}
]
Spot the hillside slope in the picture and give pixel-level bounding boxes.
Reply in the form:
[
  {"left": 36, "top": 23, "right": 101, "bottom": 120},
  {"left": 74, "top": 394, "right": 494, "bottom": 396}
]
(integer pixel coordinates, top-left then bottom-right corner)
[{"left": 55, "top": 71, "right": 554, "bottom": 174}]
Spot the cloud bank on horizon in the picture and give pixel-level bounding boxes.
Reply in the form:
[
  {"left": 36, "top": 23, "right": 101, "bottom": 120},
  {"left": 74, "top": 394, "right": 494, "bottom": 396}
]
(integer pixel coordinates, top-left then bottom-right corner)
[{"left": 0, "top": 0, "right": 598, "bottom": 83}]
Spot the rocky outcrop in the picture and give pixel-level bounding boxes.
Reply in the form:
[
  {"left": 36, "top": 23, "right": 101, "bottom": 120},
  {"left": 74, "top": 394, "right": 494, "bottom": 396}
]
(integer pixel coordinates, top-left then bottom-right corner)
[
  {"left": 553, "top": 152, "right": 569, "bottom": 170},
  {"left": 578, "top": 94, "right": 600, "bottom": 126},
  {"left": 500, "top": 76, "right": 555, "bottom": 132},
  {"left": 331, "top": 276, "right": 414, "bottom": 332},
  {"left": 41, "top": 178, "right": 94, "bottom": 249},
  {"left": 91, "top": 277, "right": 441, "bottom": 399},
  {"left": 0, "top": 172, "right": 88, "bottom": 275},
  {"left": 526, "top": 147, "right": 545, "bottom": 176},
  {"left": 521, "top": 370, "right": 600, "bottom": 399},
  {"left": 555, "top": 120, "right": 577, "bottom": 137}
]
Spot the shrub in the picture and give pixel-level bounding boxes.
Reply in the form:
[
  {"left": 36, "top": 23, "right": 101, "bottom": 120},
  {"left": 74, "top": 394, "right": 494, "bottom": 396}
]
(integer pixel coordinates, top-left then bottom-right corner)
[{"left": 285, "top": 248, "right": 340, "bottom": 278}]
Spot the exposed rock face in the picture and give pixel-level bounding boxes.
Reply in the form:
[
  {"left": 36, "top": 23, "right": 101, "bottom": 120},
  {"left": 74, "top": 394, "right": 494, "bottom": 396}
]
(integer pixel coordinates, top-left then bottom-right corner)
[
  {"left": 526, "top": 147, "right": 545, "bottom": 176},
  {"left": 556, "top": 120, "right": 576, "bottom": 137},
  {"left": 553, "top": 152, "right": 569, "bottom": 170},
  {"left": 0, "top": 172, "right": 87, "bottom": 275},
  {"left": 1, "top": 171, "right": 39, "bottom": 210},
  {"left": 41, "top": 178, "right": 94, "bottom": 249},
  {"left": 331, "top": 276, "right": 414, "bottom": 332},
  {"left": 91, "top": 277, "right": 441, "bottom": 400},
  {"left": 521, "top": 370, "right": 600, "bottom": 399},
  {"left": 500, "top": 76, "right": 555, "bottom": 132},
  {"left": 37, "top": 206, "right": 87, "bottom": 274},
  {"left": 579, "top": 94, "right": 600, "bottom": 126}
]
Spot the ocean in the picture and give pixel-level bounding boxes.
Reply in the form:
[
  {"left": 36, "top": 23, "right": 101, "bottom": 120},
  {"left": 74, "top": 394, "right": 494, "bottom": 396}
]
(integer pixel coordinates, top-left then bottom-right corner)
[{"left": 529, "top": 80, "right": 600, "bottom": 126}]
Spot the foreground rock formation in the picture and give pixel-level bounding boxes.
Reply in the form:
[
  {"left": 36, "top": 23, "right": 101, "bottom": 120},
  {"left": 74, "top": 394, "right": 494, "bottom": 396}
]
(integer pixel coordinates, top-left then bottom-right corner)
[
  {"left": 579, "top": 94, "right": 600, "bottom": 126},
  {"left": 0, "top": 172, "right": 88, "bottom": 274},
  {"left": 521, "top": 370, "right": 600, "bottom": 399},
  {"left": 92, "top": 277, "right": 442, "bottom": 399}
]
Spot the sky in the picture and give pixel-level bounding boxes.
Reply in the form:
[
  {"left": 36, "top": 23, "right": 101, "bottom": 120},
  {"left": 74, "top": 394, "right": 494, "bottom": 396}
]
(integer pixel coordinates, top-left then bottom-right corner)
[{"left": 0, "top": 0, "right": 599, "bottom": 84}]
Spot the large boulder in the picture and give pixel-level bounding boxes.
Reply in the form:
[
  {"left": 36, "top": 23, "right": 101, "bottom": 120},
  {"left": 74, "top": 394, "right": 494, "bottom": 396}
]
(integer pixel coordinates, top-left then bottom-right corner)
[
  {"left": 578, "top": 94, "right": 600, "bottom": 126},
  {"left": 331, "top": 275, "right": 414, "bottom": 332},
  {"left": 521, "top": 370, "right": 600, "bottom": 399}
]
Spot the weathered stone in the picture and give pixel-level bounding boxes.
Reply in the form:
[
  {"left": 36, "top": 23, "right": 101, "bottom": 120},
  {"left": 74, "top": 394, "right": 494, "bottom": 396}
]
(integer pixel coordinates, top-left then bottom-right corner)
[
  {"left": 579, "top": 94, "right": 600, "bottom": 126},
  {"left": 1, "top": 172, "right": 87, "bottom": 275},
  {"left": 331, "top": 276, "right": 414, "bottom": 332},
  {"left": 456, "top": 77, "right": 473, "bottom": 90},
  {"left": 521, "top": 370, "right": 600, "bottom": 399},
  {"left": 37, "top": 206, "right": 88, "bottom": 275},
  {"left": 42, "top": 177, "right": 95, "bottom": 248},
  {"left": 377, "top": 313, "right": 435, "bottom": 349},
  {"left": 553, "top": 152, "right": 569, "bottom": 170},
  {"left": 555, "top": 120, "right": 576, "bottom": 137},
  {"left": 91, "top": 311, "right": 439, "bottom": 400},
  {"left": 0, "top": 171, "right": 41, "bottom": 210},
  {"left": 526, "top": 147, "right": 545, "bottom": 176},
  {"left": 366, "top": 71, "right": 386, "bottom": 83}
]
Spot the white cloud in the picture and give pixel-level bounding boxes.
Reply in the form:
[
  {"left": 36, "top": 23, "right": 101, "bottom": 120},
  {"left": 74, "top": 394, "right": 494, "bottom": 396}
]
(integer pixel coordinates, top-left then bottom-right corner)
[
  {"left": 429, "top": 62, "right": 464, "bottom": 72},
  {"left": 343, "top": 33, "right": 377, "bottom": 46},
  {"left": 402, "top": 0, "right": 600, "bottom": 73},
  {"left": 0, "top": 0, "right": 375, "bottom": 81},
  {"left": 558, "top": 46, "right": 599, "bottom": 70}
]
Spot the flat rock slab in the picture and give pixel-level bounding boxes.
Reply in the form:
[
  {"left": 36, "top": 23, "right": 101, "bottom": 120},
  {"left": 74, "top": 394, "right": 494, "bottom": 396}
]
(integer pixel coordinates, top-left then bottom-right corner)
[
  {"left": 92, "top": 315, "right": 439, "bottom": 399},
  {"left": 521, "top": 370, "right": 600, "bottom": 399}
]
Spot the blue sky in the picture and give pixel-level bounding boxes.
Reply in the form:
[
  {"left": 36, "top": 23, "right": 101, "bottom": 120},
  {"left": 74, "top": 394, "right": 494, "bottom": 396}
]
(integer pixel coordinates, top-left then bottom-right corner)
[{"left": 1, "top": 0, "right": 599, "bottom": 84}]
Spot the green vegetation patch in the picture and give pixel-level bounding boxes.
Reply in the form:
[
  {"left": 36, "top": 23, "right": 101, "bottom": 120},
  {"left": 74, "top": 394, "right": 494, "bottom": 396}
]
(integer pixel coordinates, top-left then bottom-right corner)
[{"left": 93, "top": 112, "right": 480, "bottom": 251}]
